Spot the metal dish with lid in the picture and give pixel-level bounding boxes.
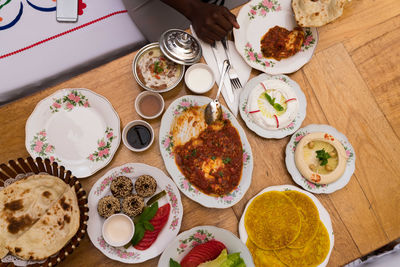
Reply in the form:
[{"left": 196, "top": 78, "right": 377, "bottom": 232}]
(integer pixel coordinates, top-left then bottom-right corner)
[{"left": 132, "top": 42, "right": 185, "bottom": 93}]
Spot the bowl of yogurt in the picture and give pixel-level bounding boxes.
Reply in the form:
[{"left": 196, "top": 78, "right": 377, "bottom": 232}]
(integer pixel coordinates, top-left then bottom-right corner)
[
  {"left": 184, "top": 63, "right": 215, "bottom": 94},
  {"left": 102, "top": 213, "right": 135, "bottom": 247}
]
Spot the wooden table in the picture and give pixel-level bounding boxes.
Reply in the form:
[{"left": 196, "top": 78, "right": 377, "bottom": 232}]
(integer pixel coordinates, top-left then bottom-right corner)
[{"left": 1, "top": 1, "right": 399, "bottom": 266}]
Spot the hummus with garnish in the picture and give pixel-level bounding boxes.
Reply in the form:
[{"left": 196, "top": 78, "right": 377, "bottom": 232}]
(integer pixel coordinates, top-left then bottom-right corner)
[
  {"left": 294, "top": 132, "right": 347, "bottom": 184},
  {"left": 247, "top": 79, "right": 298, "bottom": 130}
]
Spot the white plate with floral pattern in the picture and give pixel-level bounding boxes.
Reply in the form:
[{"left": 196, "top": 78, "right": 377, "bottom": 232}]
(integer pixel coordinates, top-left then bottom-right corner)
[
  {"left": 25, "top": 88, "right": 120, "bottom": 178},
  {"left": 239, "top": 185, "right": 334, "bottom": 267},
  {"left": 159, "top": 95, "right": 253, "bottom": 208},
  {"left": 87, "top": 163, "right": 183, "bottom": 264},
  {"left": 158, "top": 225, "right": 255, "bottom": 267},
  {"left": 233, "top": 0, "right": 318, "bottom": 74},
  {"left": 285, "top": 124, "right": 356, "bottom": 193},
  {"left": 239, "top": 73, "right": 306, "bottom": 139}
]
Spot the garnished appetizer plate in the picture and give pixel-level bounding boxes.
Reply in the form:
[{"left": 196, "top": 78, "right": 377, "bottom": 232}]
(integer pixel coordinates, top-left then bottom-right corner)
[
  {"left": 159, "top": 95, "right": 253, "bottom": 209},
  {"left": 240, "top": 73, "right": 306, "bottom": 138},
  {"left": 239, "top": 185, "right": 334, "bottom": 267},
  {"left": 87, "top": 163, "right": 183, "bottom": 264},
  {"left": 233, "top": 0, "right": 318, "bottom": 74},
  {"left": 25, "top": 88, "right": 120, "bottom": 178},
  {"left": 158, "top": 225, "right": 254, "bottom": 267},
  {"left": 285, "top": 124, "right": 356, "bottom": 194}
]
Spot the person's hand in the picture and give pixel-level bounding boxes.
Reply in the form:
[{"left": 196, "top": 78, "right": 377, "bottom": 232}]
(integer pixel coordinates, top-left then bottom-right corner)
[{"left": 189, "top": 2, "right": 240, "bottom": 44}]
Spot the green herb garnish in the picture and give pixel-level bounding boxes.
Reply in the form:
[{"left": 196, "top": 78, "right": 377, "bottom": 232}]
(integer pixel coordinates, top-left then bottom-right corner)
[
  {"left": 191, "top": 149, "right": 197, "bottom": 157},
  {"left": 125, "top": 202, "right": 159, "bottom": 248},
  {"left": 219, "top": 171, "right": 224, "bottom": 177},
  {"left": 223, "top": 157, "right": 231, "bottom": 164},
  {"left": 154, "top": 61, "right": 164, "bottom": 74},
  {"left": 265, "top": 92, "right": 284, "bottom": 111},
  {"left": 169, "top": 258, "right": 181, "bottom": 267},
  {"left": 211, "top": 156, "right": 216, "bottom": 160},
  {"left": 316, "top": 149, "right": 331, "bottom": 166}
]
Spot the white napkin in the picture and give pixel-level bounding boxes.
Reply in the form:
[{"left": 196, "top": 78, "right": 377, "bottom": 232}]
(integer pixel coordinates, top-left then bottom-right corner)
[{"left": 190, "top": 26, "right": 252, "bottom": 117}]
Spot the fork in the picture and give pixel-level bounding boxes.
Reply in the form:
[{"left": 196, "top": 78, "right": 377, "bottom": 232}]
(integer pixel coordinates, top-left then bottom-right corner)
[{"left": 221, "top": 36, "right": 242, "bottom": 89}]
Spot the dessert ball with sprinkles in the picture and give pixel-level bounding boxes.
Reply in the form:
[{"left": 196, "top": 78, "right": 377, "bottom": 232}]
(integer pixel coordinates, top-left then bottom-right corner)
[
  {"left": 122, "top": 195, "right": 145, "bottom": 217},
  {"left": 135, "top": 175, "right": 157, "bottom": 197},
  {"left": 111, "top": 176, "right": 133, "bottom": 198},
  {"left": 97, "top": 195, "right": 121, "bottom": 218}
]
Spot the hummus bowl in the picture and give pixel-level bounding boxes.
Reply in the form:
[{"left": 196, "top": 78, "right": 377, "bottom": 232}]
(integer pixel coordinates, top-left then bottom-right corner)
[
  {"left": 133, "top": 43, "right": 184, "bottom": 93},
  {"left": 285, "top": 124, "right": 356, "bottom": 194}
]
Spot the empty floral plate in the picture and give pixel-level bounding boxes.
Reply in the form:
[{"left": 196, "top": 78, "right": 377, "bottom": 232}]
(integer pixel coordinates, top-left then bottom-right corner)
[
  {"left": 25, "top": 88, "right": 120, "bottom": 178},
  {"left": 158, "top": 225, "right": 254, "bottom": 267},
  {"left": 159, "top": 95, "right": 253, "bottom": 208},
  {"left": 285, "top": 124, "right": 356, "bottom": 193},
  {"left": 233, "top": 0, "right": 318, "bottom": 74},
  {"left": 87, "top": 163, "right": 183, "bottom": 264}
]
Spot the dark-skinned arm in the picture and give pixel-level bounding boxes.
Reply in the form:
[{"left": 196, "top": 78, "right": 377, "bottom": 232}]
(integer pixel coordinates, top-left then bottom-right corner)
[{"left": 160, "top": 0, "right": 240, "bottom": 44}]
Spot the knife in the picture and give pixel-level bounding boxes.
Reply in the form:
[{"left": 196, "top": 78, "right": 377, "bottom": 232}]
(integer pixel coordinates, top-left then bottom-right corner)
[{"left": 211, "top": 43, "right": 235, "bottom": 104}]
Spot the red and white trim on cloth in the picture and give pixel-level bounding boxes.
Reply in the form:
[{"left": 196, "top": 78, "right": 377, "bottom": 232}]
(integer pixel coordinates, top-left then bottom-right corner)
[{"left": 0, "top": 10, "right": 128, "bottom": 60}]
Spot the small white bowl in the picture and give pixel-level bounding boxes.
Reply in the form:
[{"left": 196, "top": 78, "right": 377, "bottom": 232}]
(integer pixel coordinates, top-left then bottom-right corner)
[
  {"left": 184, "top": 63, "right": 215, "bottom": 94},
  {"left": 122, "top": 120, "right": 154, "bottom": 152},
  {"left": 135, "top": 91, "right": 165, "bottom": 120},
  {"left": 102, "top": 214, "right": 135, "bottom": 247}
]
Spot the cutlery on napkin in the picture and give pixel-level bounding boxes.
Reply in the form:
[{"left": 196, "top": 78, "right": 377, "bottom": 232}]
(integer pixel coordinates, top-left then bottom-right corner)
[{"left": 190, "top": 26, "right": 251, "bottom": 117}]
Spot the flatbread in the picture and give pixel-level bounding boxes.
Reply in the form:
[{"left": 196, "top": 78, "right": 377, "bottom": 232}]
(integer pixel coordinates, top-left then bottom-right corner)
[
  {"left": 274, "top": 221, "right": 330, "bottom": 267},
  {"left": 244, "top": 191, "right": 301, "bottom": 250},
  {"left": 284, "top": 191, "right": 320, "bottom": 248},
  {"left": 292, "top": 0, "right": 350, "bottom": 27},
  {"left": 0, "top": 175, "right": 69, "bottom": 258},
  {"left": 247, "top": 239, "right": 286, "bottom": 267},
  {"left": 7, "top": 186, "right": 80, "bottom": 260}
]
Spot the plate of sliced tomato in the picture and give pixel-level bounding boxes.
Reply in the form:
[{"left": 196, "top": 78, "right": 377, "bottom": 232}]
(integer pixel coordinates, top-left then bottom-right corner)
[
  {"left": 158, "top": 225, "right": 254, "bottom": 267},
  {"left": 87, "top": 163, "right": 183, "bottom": 263}
]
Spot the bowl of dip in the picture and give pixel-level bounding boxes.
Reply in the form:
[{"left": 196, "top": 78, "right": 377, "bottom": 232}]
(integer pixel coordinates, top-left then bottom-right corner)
[
  {"left": 184, "top": 63, "right": 215, "bottom": 94},
  {"left": 102, "top": 214, "right": 134, "bottom": 247},
  {"left": 135, "top": 91, "right": 165, "bottom": 120},
  {"left": 133, "top": 43, "right": 185, "bottom": 93},
  {"left": 122, "top": 120, "right": 154, "bottom": 152}
]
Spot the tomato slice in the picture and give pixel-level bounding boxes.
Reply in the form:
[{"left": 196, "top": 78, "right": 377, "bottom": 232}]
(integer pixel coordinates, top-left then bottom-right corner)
[{"left": 180, "top": 240, "right": 226, "bottom": 267}]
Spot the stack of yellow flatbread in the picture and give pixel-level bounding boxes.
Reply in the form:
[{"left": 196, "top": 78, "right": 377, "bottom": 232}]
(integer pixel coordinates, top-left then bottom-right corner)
[
  {"left": 0, "top": 174, "right": 80, "bottom": 261},
  {"left": 244, "top": 190, "right": 330, "bottom": 267}
]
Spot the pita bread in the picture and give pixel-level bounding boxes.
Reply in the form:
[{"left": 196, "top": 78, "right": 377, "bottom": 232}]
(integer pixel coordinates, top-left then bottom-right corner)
[
  {"left": 7, "top": 186, "right": 80, "bottom": 260},
  {"left": 292, "top": 0, "right": 350, "bottom": 27},
  {"left": 0, "top": 175, "right": 69, "bottom": 258}
]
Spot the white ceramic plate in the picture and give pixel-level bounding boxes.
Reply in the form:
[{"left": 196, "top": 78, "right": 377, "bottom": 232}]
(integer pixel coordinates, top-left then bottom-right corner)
[
  {"left": 233, "top": 0, "right": 318, "bottom": 74},
  {"left": 87, "top": 163, "right": 183, "bottom": 264},
  {"left": 285, "top": 124, "right": 356, "bottom": 194},
  {"left": 159, "top": 95, "right": 253, "bottom": 208},
  {"left": 158, "top": 225, "right": 255, "bottom": 267},
  {"left": 239, "top": 185, "right": 334, "bottom": 267},
  {"left": 239, "top": 73, "right": 306, "bottom": 139},
  {"left": 25, "top": 88, "right": 120, "bottom": 178}
]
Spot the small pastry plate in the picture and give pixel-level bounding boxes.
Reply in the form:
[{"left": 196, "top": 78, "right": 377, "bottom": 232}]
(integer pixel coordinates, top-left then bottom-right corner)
[
  {"left": 233, "top": 0, "right": 318, "bottom": 74},
  {"left": 285, "top": 124, "right": 356, "bottom": 194},
  {"left": 239, "top": 73, "right": 307, "bottom": 139},
  {"left": 87, "top": 163, "right": 183, "bottom": 264},
  {"left": 158, "top": 225, "right": 255, "bottom": 267},
  {"left": 159, "top": 95, "right": 254, "bottom": 209},
  {"left": 25, "top": 88, "right": 121, "bottom": 178},
  {"left": 238, "top": 185, "right": 334, "bottom": 267}
]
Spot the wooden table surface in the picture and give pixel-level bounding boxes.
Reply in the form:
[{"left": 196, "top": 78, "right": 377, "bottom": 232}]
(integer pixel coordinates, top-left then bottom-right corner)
[{"left": 1, "top": 1, "right": 399, "bottom": 266}]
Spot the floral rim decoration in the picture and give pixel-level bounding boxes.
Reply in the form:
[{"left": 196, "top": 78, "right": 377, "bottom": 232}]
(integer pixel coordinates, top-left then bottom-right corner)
[
  {"left": 29, "top": 129, "right": 60, "bottom": 163},
  {"left": 177, "top": 229, "right": 215, "bottom": 254},
  {"left": 88, "top": 127, "right": 116, "bottom": 162}
]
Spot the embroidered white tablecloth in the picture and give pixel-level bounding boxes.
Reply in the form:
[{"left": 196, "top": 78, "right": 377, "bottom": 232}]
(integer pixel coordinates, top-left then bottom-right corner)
[{"left": 0, "top": 0, "right": 146, "bottom": 104}]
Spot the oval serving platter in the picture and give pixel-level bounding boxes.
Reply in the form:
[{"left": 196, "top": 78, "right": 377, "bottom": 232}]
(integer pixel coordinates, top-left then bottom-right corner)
[
  {"left": 239, "top": 184, "right": 334, "bottom": 267},
  {"left": 239, "top": 73, "right": 307, "bottom": 139},
  {"left": 25, "top": 88, "right": 121, "bottom": 178},
  {"left": 158, "top": 225, "right": 255, "bottom": 267},
  {"left": 87, "top": 163, "right": 183, "bottom": 264},
  {"left": 233, "top": 0, "right": 318, "bottom": 74},
  {"left": 0, "top": 157, "right": 88, "bottom": 267},
  {"left": 285, "top": 124, "right": 356, "bottom": 194},
  {"left": 159, "top": 95, "right": 254, "bottom": 208}
]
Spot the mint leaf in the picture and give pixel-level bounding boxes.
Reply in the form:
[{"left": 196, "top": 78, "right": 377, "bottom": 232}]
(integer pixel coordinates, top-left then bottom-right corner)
[
  {"left": 140, "top": 202, "right": 158, "bottom": 221},
  {"left": 143, "top": 221, "right": 154, "bottom": 231},
  {"left": 131, "top": 222, "right": 145, "bottom": 246},
  {"left": 169, "top": 258, "right": 181, "bottom": 267},
  {"left": 264, "top": 92, "right": 284, "bottom": 112},
  {"left": 316, "top": 149, "right": 331, "bottom": 166}
]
